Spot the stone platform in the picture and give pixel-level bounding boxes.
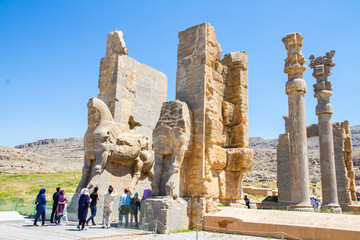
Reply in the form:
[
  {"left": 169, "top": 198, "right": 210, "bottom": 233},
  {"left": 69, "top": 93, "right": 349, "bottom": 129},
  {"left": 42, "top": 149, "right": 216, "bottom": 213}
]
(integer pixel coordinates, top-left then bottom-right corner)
[
  {"left": 0, "top": 218, "right": 150, "bottom": 240},
  {"left": 204, "top": 207, "right": 360, "bottom": 240}
]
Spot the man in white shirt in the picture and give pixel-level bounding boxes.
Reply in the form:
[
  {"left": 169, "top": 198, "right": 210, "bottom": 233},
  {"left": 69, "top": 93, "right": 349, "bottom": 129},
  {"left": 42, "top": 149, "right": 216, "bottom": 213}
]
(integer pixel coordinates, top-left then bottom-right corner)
[
  {"left": 102, "top": 185, "right": 117, "bottom": 228},
  {"left": 118, "top": 188, "right": 131, "bottom": 228}
]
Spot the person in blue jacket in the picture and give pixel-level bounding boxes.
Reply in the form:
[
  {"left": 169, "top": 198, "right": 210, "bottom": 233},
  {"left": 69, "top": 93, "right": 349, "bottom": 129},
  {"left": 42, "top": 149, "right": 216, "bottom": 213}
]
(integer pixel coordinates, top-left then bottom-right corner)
[
  {"left": 77, "top": 188, "right": 90, "bottom": 230},
  {"left": 34, "top": 188, "right": 47, "bottom": 226}
]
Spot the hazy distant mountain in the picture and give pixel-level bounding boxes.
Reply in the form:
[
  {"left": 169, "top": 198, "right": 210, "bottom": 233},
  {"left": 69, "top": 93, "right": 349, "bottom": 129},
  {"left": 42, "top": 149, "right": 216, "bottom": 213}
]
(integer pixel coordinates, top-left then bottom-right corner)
[
  {"left": 0, "top": 138, "right": 84, "bottom": 173},
  {"left": 1, "top": 126, "right": 358, "bottom": 183}
]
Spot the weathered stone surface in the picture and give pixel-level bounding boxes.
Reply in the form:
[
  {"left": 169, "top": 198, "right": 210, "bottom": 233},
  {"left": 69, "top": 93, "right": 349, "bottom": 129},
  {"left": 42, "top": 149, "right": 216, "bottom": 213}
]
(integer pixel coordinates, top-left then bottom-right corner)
[
  {"left": 140, "top": 197, "right": 189, "bottom": 234},
  {"left": 226, "top": 148, "right": 253, "bottom": 171},
  {"left": 77, "top": 98, "right": 154, "bottom": 192},
  {"left": 152, "top": 100, "right": 192, "bottom": 197},
  {"left": 105, "top": 30, "right": 128, "bottom": 56},
  {"left": 176, "top": 24, "right": 208, "bottom": 200},
  {"left": 278, "top": 120, "right": 356, "bottom": 211},
  {"left": 223, "top": 171, "right": 244, "bottom": 200},
  {"left": 207, "top": 144, "right": 227, "bottom": 170},
  {"left": 221, "top": 52, "right": 248, "bottom": 70},
  {"left": 205, "top": 113, "right": 226, "bottom": 145},
  {"left": 175, "top": 23, "right": 252, "bottom": 226},
  {"left": 309, "top": 50, "right": 341, "bottom": 213},
  {"left": 71, "top": 30, "right": 167, "bottom": 221},
  {"left": 98, "top": 35, "right": 167, "bottom": 137},
  {"left": 342, "top": 121, "right": 356, "bottom": 201},
  {"left": 277, "top": 133, "right": 291, "bottom": 204},
  {"left": 333, "top": 123, "right": 349, "bottom": 211},
  {"left": 307, "top": 123, "right": 319, "bottom": 138},
  {"left": 222, "top": 101, "right": 234, "bottom": 125},
  {"left": 230, "top": 124, "right": 249, "bottom": 148},
  {"left": 282, "top": 32, "right": 312, "bottom": 212}
]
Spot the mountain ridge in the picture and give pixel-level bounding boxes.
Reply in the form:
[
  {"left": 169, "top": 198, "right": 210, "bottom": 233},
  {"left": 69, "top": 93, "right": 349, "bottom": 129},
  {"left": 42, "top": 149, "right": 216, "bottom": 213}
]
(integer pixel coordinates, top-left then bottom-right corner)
[{"left": 1, "top": 126, "right": 359, "bottom": 183}]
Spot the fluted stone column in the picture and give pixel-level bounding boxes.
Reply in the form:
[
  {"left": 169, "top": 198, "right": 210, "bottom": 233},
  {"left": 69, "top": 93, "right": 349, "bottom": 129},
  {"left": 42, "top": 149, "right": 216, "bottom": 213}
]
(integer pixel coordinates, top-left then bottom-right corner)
[
  {"left": 309, "top": 51, "right": 342, "bottom": 213},
  {"left": 282, "top": 33, "right": 313, "bottom": 211}
]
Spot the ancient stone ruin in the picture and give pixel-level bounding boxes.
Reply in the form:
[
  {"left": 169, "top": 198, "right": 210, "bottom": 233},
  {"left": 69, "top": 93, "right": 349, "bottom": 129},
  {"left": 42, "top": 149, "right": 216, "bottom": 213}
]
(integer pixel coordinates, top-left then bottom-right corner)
[
  {"left": 152, "top": 100, "right": 192, "bottom": 198},
  {"left": 70, "top": 24, "right": 252, "bottom": 229},
  {"left": 281, "top": 33, "right": 313, "bottom": 211},
  {"left": 143, "top": 23, "right": 253, "bottom": 232},
  {"left": 278, "top": 120, "right": 356, "bottom": 211},
  {"left": 277, "top": 34, "right": 356, "bottom": 212},
  {"left": 176, "top": 24, "right": 253, "bottom": 225},
  {"left": 69, "top": 30, "right": 167, "bottom": 221},
  {"left": 309, "top": 50, "right": 341, "bottom": 212}
]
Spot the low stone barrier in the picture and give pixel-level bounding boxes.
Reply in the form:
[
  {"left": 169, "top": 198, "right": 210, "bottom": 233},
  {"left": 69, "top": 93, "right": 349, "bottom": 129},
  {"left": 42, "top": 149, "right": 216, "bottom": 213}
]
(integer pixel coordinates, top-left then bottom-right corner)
[
  {"left": 204, "top": 215, "right": 360, "bottom": 240},
  {"left": 348, "top": 205, "right": 360, "bottom": 212},
  {"left": 243, "top": 187, "right": 274, "bottom": 196}
]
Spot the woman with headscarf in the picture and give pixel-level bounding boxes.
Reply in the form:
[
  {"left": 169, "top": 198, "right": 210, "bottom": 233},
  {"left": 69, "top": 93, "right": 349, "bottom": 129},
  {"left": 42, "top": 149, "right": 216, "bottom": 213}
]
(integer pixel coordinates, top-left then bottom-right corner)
[
  {"left": 244, "top": 195, "right": 250, "bottom": 209},
  {"left": 77, "top": 188, "right": 90, "bottom": 230},
  {"left": 34, "top": 188, "right": 47, "bottom": 226},
  {"left": 55, "top": 190, "right": 67, "bottom": 225}
]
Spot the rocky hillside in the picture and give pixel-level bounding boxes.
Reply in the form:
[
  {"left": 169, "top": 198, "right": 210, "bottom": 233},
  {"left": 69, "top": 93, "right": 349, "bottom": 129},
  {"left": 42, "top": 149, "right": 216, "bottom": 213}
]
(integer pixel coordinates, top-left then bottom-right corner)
[
  {"left": 1, "top": 126, "right": 359, "bottom": 182},
  {"left": 245, "top": 125, "right": 360, "bottom": 183},
  {"left": 0, "top": 138, "right": 84, "bottom": 173},
  {"left": 15, "top": 137, "right": 84, "bottom": 162}
]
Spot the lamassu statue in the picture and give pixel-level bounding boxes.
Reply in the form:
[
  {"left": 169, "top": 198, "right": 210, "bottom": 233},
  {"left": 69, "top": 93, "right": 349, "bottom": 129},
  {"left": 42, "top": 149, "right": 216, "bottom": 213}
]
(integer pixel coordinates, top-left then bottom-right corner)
[
  {"left": 151, "top": 100, "right": 192, "bottom": 197},
  {"left": 76, "top": 98, "right": 154, "bottom": 192}
]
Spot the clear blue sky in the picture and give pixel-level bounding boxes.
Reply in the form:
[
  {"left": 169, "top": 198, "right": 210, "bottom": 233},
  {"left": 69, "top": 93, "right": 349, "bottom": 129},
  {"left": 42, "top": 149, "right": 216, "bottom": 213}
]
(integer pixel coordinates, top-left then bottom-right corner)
[{"left": 1, "top": 0, "right": 360, "bottom": 147}]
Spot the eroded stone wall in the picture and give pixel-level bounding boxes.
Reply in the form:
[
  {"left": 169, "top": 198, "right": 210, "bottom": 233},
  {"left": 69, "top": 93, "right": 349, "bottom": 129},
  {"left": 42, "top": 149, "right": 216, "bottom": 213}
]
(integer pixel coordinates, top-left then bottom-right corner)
[
  {"left": 342, "top": 121, "right": 356, "bottom": 201},
  {"left": 70, "top": 30, "right": 168, "bottom": 222},
  {"left": 176, "top": 23, "right": 252, "bottom": 225},
  {"left": 98, "top": 32, "right": 167, "bottom": 137},
  {"left": 277, "top": 133, "right": 291, "bottom": 204}
]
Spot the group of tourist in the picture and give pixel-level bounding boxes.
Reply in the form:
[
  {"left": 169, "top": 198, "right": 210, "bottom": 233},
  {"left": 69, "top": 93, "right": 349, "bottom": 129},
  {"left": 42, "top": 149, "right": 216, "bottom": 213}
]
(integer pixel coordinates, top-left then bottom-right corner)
[
  {"left": 310, "top": 197, "right": 320, "bottom": 211},
  {"left": 77, "top": 186, "right": 142, "bottom": 230},
  {"left": 34, "top": 187, "right": 68, "bottom": 226},
  {"left": 33, "top": 186, "right": 143, "bottom": 231}
]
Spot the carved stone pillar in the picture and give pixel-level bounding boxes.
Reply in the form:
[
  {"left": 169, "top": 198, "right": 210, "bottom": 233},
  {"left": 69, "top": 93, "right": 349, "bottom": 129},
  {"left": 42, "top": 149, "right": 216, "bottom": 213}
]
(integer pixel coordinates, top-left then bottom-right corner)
[
  {"left": 282, "top": 33, "right": 313, "bottom": 211},
  {"left": 309, "top": 50, "right": 342, "bottom": 213}
]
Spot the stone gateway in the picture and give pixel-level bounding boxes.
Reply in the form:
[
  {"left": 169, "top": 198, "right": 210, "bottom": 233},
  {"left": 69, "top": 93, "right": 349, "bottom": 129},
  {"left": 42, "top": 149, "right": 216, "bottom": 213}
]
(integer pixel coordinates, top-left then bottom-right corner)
[{"left": 69, "top": 30, "right": 167, "bottom": 222}]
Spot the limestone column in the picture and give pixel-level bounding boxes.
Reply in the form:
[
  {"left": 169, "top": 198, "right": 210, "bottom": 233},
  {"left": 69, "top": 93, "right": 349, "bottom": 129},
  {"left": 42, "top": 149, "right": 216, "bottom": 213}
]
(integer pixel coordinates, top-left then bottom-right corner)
[
  {"left": 282, "top": 33, "right": 312, "bottom": 211},
  {"left": 309, "top": 51, "right": 342, "bottom": 213}
]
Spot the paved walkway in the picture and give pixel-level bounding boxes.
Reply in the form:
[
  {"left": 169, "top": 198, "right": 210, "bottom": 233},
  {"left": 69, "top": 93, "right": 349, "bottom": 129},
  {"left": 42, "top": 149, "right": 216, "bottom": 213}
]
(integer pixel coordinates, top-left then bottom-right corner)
[{"left": 0, "top": 219, "right": 150, "bottom": 240}]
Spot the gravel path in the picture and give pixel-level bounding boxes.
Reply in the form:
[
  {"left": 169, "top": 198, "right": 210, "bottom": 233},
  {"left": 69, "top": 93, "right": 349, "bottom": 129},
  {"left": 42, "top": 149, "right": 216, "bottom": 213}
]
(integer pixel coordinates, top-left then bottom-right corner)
[{"left": 107, "top": 231, "right": 269, "bottom": 240}]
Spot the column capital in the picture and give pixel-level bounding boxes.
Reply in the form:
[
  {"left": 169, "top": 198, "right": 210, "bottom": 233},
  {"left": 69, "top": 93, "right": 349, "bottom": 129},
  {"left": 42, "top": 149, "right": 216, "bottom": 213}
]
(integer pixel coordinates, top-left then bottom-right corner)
[
  {"left": 282, "top": 33, "right": 306, "bottom": 80},
  {"left": 310, "top": 50, "right": 336, "bottom": 115},
  {"left": 309, "top": 50, "right": 335, "bottom": 80}
]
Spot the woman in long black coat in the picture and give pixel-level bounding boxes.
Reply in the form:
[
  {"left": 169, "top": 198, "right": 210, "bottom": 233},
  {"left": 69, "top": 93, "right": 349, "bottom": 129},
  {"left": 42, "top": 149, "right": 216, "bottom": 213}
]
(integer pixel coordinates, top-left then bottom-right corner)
[{"left": 77, "top": 188, "right": 90, "bottom": 230}]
